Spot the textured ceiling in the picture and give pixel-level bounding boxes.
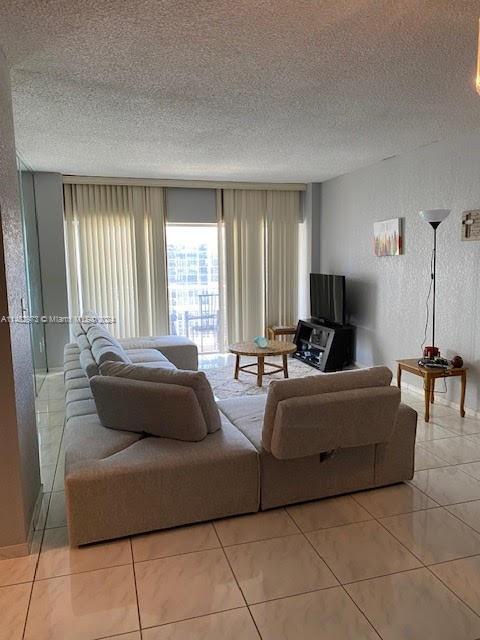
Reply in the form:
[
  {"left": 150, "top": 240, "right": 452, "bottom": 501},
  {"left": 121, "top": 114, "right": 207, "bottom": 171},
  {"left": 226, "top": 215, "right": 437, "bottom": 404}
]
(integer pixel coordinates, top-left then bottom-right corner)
[{"left": 1, "top": 0, "right": 480, "bottom": 182}]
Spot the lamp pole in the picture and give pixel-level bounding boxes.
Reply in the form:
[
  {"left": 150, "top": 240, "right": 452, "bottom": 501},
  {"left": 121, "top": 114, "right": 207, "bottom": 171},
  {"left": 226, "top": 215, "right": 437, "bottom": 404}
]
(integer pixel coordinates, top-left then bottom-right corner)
[
  {"left": 419, "top": 209, "right": 450, "bottom": 359},
  {"left": 432, "top": 224, "right": 437, "bottom": 348},
  {"left": 429, "top": 219, "right": 442, "bottom": 352}
]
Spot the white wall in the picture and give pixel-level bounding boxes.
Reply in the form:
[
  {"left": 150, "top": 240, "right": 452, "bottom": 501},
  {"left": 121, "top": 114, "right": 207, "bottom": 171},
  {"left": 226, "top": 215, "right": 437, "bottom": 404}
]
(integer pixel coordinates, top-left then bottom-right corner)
[
  {"left": 318, "top": 132, "right": 480, "bottom": 413},
  {"left": 0, "top": 48, "right": 40, "bottom": 552},
  {"left": 34, "top": 172, "right": 69, "bottom": 368}
]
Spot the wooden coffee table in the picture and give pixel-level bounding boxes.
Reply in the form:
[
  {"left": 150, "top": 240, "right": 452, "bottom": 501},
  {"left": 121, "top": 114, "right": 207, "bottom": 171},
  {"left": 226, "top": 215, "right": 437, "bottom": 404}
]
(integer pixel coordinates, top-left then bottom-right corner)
[
  {"left": 229, "top": 340, "right": 297, "bottom": 387},
  {"left": 396, "top": 358, "right": 467, "bottom": 422}
]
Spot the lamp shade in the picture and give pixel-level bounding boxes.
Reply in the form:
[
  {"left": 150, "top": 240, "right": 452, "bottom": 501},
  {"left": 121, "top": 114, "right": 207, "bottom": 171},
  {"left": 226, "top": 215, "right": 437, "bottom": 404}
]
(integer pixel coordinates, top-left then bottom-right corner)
[{"left": 419, "top": 209, "right": 451, "bottom": 227}]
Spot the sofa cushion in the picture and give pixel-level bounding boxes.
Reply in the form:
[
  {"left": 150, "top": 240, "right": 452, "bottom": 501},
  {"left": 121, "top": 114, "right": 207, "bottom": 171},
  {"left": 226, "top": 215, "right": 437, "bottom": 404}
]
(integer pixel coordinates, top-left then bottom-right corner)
[
  {"left": 64, "top": 351, "right": 81, "bottom": 363},
  {"left": 90, "top": 340, "right": 132, "bottom": 366},
  {"left": 90, "top": 375, "right": 208, "bottom": 441},
  {"left": 79, "top": 349, "right": 99, "bottom": 379},
  {"left": 65, "top": 376, "right": 90, "bottom": 391},
  {"left": 66, "top": 398, "right": 98, "bottom": 419},
  {"left": 127, "top": 349, "right": 170, "bottom": 364},
  {"left": 65, "top": 414, "right": 143, "bottom": 464},
  {"left": 77, "top": 334, "right": 90, "bottom": 352},
  {"left": 80, "top": 310, "right": 99, "bottom": 332},
  {"left": 64, "top": 412, "right": 259, "bottom": 545},
  {"left": 64, "top": 360, "right": 82, "bottom": 372},
  {"left": 87, "top": 325, "right": 123, "bottom": 349},
  {"left": 72, "top": 320, "right": 85, "bottom": 338},
  {"left": 120, "top": 336, "right": 198, "bottom": 371},
  {"left": 66, "top": 387, "right": 93, "bottom": 404},
  {"left": 262, "top": 366, "right": 393, "bottom": 451},
  {"left": 65, "top": 368, "right": 87, "bottom": 381},
  {"left": 100, "top": 362, "right": 221, "bottom": 433},
  {"left": 131, "top": 361, "right": 177, "bottom": 370},
  {"left": 217, "top": 396, "right": 267, "bottom": 451}
]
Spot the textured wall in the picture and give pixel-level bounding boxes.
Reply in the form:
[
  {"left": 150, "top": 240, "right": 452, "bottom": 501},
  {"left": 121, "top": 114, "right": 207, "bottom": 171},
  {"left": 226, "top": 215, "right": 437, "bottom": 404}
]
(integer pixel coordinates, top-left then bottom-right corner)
[
  {"left": 34, "top": 172, "right": 69, "bottom": 368},
  {"left": 0, "top": 48, "right": 40, "bottom": 548},
  {"left": 319, "top": 132, "right": 480, "bottom": 413}
]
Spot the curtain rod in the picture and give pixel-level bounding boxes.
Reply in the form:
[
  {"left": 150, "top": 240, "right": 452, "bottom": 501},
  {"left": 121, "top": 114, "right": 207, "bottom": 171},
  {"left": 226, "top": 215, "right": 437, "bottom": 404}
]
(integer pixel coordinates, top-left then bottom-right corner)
[{"left": 62, "top": 175, "right": 306, "bottom": 191}]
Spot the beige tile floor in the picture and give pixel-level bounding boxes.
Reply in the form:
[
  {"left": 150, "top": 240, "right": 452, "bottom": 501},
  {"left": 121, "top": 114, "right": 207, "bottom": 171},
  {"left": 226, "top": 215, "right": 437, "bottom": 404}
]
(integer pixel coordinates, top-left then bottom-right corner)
[{"left": 5, "top": 367, "right": 480, "bottom": 639}]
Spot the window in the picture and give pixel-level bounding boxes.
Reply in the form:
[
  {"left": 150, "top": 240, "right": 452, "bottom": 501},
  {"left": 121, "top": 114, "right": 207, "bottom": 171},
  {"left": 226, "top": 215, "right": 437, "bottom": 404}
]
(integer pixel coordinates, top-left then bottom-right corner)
[{"left": 166, "top": 225, "right": 220, "bottom": 353}]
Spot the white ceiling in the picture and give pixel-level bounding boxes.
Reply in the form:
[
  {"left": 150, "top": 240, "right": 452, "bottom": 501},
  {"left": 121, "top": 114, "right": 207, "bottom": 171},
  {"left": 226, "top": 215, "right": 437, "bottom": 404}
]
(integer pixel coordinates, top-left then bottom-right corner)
[{"left": 1, "top": 0, "right": 480, "bottom": 182}]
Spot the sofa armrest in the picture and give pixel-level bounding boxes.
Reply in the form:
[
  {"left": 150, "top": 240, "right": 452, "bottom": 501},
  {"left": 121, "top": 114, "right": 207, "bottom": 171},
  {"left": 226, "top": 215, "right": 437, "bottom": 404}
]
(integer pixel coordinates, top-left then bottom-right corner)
[
  {"left": 119, "top": 336, "right": 198, "bottom": 370},
  {"left": 374, "top": 402, "right": 417, "bottom": 484},
  {"left": 269, "top": 386, "right": 401, "bottom": 460}
]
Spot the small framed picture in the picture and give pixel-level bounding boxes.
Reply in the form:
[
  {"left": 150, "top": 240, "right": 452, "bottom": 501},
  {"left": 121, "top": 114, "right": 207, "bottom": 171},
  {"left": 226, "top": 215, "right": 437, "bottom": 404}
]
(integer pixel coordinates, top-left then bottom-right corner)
[
  {"left": 462, "top": 210, "right": 480, "bottom": 241},
  {"left": 374, "top": 218, "right": 402, "bottom": 256}
]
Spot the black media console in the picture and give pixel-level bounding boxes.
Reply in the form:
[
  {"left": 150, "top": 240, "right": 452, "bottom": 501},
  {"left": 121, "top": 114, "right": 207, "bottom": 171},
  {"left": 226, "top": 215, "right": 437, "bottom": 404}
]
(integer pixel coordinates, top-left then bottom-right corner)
[{"left": 292, "top": 319, "right": 355, "bottom": 372}]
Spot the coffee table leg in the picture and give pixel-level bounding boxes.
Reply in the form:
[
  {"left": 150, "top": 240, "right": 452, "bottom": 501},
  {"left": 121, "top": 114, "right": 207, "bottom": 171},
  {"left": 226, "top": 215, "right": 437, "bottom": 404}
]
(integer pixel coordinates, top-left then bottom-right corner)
[
  {"left": 430, "top": 378, "right": 435, "bottom": 404},
  {"left": 397, "top": 364, "right": 402, "bottom": 388},
  {"left": 424, "top": 376, "right": 431, "bottom": 422},
  {"left": 460, "top": 371, "right": 466, "bottom": 417},
  {"left": 283, "top": 354, "right": 289, "bottom": 379},
  {"left": 234, "top": 355, "right": 240, "bottom": 380},
  {"left": 257, "top": 356, "right": 264, "bottom": 387}
]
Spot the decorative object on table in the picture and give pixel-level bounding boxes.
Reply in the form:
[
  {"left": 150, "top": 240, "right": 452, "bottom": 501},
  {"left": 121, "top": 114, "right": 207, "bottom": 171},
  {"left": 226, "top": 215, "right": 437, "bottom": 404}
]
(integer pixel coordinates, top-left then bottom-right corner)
[
  {"left": 451, "top": 355, "right": 464, "bottom": 368},
  {"left": 461, "top": 210, "right": 480, "bottom": 241},
  {"left": 253, "top": 335, "right": 268, "bottom": 348},
  {"left": 397, "top": 358, "right": 467, "bottom": 423},
  {"left": 418, "top": 209, "right": 450, "bottom": 363},
  {"left": 229, "top": 340, "right": 296, "bottom": 387},
  {"left": 373, "top": 218, "right": 402, "bottom": 256},
  {"left": 266, "top": 324, "right": 297, "bottom": 341}
]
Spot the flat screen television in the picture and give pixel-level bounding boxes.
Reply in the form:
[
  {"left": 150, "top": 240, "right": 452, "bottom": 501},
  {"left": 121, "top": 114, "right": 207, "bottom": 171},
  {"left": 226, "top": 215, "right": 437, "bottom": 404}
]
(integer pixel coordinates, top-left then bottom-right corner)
[{"left": 310, "top": 273, "right": 346, "bottom": 325}]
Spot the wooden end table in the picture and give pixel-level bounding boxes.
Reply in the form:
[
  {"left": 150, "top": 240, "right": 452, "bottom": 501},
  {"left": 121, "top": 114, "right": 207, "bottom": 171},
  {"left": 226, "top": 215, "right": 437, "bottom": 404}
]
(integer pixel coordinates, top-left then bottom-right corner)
[
  {"left": 229, "top": 340, "right": 297, "bottom": 387},
  {"left": 396, "top": 358, "right": 467, "bottom": 422},
  {"left": 266, "top": 325, "right": 297, "bottom": 341}
]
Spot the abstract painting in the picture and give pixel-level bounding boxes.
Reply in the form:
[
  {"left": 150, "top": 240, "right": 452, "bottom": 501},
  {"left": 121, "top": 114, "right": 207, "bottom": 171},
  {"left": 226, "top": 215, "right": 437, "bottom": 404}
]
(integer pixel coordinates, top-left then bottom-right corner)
[{"left": 374, "top": 218, "right": 402, "bottom": 256}]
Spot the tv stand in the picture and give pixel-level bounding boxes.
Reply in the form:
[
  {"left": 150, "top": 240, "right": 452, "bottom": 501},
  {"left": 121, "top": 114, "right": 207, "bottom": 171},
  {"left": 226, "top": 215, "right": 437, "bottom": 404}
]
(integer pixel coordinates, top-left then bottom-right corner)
[{"left": 293, "top": 319, "right": 354, "bottom": 372}]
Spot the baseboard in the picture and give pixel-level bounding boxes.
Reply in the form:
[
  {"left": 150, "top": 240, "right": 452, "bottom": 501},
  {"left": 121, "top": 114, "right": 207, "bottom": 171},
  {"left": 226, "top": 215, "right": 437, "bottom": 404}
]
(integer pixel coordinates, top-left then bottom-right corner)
[
  {"left": 354, "top": 361, "right": 480, "bottom": 420},
  {"left": 398, "top": 381, "right": 480, "bottom": 420},
  {"left": 0, "top": 485, "right": 43, "bottom": 559},
  {"left": 47, "top": 366, "right": 63, "bottom": 374}
]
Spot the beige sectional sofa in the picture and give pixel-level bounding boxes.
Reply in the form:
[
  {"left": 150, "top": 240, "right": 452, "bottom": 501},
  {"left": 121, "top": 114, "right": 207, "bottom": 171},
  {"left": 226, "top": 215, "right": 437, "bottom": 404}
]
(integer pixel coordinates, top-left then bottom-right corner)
[{"left": 63, "top": 316, "right": 417, "bottom": 546}]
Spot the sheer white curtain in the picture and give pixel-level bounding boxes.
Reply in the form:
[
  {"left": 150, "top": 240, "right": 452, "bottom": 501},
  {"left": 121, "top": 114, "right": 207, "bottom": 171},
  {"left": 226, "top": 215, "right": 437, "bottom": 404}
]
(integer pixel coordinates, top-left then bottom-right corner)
[
  {"left": 222, "top": 189, "right": 300, "bottom": 344},
  {"left": 64, "top": 183, "right": 168, "bottom": 338}
]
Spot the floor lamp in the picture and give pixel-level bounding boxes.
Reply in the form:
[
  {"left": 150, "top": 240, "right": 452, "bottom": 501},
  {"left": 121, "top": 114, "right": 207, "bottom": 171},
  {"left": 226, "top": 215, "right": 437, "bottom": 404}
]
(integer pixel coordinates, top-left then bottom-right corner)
[{"left": 419, "top": 208, "right": 450, "bottom": 359}]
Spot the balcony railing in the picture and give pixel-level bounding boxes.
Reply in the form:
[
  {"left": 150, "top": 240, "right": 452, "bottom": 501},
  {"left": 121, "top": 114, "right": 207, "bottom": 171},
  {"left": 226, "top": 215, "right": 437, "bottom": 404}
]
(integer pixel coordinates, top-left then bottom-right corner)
[{"left": 169, "top": 293, "right": 220, "bottom": 353}]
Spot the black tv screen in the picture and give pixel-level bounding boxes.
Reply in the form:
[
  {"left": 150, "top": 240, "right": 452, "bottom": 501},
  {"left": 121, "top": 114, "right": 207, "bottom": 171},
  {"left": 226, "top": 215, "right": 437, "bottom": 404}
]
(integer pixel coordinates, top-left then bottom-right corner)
[{"left": 310, "top": 274, "right": 345, "bottom": 325}]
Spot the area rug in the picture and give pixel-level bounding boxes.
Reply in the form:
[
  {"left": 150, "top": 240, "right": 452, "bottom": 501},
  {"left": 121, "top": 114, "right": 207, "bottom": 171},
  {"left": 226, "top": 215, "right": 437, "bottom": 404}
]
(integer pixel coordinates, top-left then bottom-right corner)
[{"left": 204, "top": 355, "right": 320, "bottom": 399}]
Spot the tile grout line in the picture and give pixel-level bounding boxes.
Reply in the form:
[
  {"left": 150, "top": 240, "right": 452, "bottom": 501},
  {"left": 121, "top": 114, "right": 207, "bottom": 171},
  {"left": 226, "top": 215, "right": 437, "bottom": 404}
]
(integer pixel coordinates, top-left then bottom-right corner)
[
  {"left": 365, "top": 504, "right": 480, "bottom": 622},
  {"left": 282, "top": 508, "right": 384, "bottom": 640},
  {"left": 129, "top": 538, "right": 143, "bottom": 640},
  {"left": 212, "top": 519, "right": 264, "bottom": 639},
  {"left": 21, "top": 523, "right": 47, "bottom": 640}
]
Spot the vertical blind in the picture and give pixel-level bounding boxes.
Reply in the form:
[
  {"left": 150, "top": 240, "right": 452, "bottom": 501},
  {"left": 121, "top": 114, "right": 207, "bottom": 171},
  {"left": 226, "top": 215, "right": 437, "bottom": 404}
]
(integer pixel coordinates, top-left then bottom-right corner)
[
  {"left": 222, "top": 189, "right": 300, "bottom": 343},
  {"left": 64, "top": 182, "right": 300, "bottom": 345},
  {"left": 64, "top": 183, "right": 168, "bottom": 338}
]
